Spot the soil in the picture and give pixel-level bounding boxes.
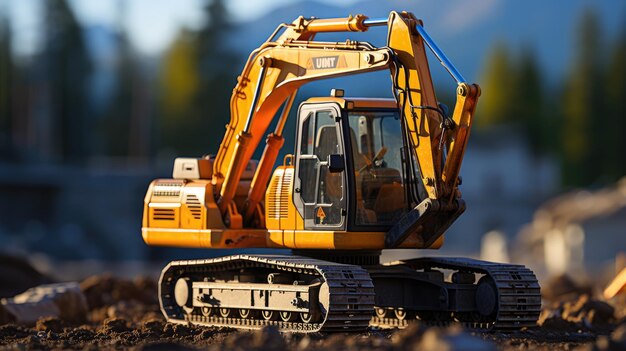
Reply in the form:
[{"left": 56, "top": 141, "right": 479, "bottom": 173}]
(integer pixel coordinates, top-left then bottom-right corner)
[{"left": 1, "top": 274, "right": 625, "bottom": 351}]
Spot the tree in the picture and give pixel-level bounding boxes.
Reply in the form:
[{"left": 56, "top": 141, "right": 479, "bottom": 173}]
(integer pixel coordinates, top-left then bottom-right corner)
[
  {"left": 195, "top": 0, "right": 238, "bottom": 153},
  {"left": 98, "top": 1, "right": 143, "bottom": 158},
  {"left": 159, "top": 28, "right": 201, "bottom": 154},
  {"left": 603, "top": 28, "right": 626, "bottom": 180},
  {"left": 514, "top": 46, "right": 547, "bottom": 155},
  {"left": 560, "top": 9, "right": 604, "bottom": 186},
  {"left": 477, "top": 42, "right": 516, "bottom": 127},
  {"left": 43, "top": 0, "right": 92, "bottom": 164},
  {"left": 0, "top": 14, "right": 13, "bottom": 159},
  {"left": 158, "top": 0, "right": 238, "bottom": 156}
]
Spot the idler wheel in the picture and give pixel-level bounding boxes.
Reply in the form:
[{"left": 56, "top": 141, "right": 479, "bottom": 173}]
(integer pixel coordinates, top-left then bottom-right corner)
[
  {"left": 476, "top": 276, "right": 497, "bottom": 317},
  {"left": 174, "top": 278, "right": 191, "bottom": 308}
]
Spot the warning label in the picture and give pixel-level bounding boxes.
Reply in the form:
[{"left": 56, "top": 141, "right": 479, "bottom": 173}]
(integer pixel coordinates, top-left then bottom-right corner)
[{"left": 316, "top": 207, "right": 326, "bottom": 223}]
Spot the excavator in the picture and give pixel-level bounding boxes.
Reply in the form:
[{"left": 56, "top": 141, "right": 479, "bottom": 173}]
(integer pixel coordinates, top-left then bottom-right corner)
[{"left": 141, "top": 11, "right": 541, "bottom": 332}]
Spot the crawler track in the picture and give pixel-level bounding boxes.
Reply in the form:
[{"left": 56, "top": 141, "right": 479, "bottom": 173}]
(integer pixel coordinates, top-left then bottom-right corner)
[
  {"left": 369, "top": 257, "right": 541, "bottom": 331},
  {"left": 159, "top": 255, "right": 375, "bottom": 333},
  {"left": 160, "top": 255, "right": 540, "bottom": 333}
]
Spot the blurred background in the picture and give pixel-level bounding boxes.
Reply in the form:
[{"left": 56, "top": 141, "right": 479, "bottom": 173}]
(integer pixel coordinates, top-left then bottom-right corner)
[{"left": 0, "top": 0, "right": 624, "bottom": 283}]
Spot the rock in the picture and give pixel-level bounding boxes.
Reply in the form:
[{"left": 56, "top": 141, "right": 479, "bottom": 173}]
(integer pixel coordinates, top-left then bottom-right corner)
[
  {"left": 142, "top": 319, "right": 165, "bottom": 334},
  {"left": 66, "top": 327, "right": 96, "bottom": 343},
  {"left": 22, "top": 334, "right": 43, "bottom": 349},
  {"left": 539, "top": 294, "right": 616, "bottom": 332},
  {"left": 102, "top": 317, "right": 130, "bottom": 333},
  {"left": 0, "top": 282, "right": 88, "bottom": 325},
  {"left": 198, "top": 328, "right": 214, "bottom": 340},
  {"left": 0, "top": 324, "right": 31, "bottom": 339},
  {"left": 172, "top": 324, "right": 191, "bottom": 337},
  {"left": 35, "top": 316, "right": 64, "bottom": 333},
  {"left": 162, "top": 323, "right": 176, "bottom": 337}
]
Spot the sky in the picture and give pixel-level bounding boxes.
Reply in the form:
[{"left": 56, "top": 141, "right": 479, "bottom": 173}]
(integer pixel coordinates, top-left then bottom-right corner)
[{"left": 2, "top": 0, "right": 358, "bottom": 56}]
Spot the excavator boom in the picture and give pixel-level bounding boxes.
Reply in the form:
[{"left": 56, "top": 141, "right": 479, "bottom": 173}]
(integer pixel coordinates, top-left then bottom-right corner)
[{"left": 212, "top": 12, "right": 480, "bottom": 237}]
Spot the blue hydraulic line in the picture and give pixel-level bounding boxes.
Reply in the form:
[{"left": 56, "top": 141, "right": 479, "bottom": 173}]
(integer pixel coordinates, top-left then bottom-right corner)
[
  {"left": 363, "top": 18, "right": 388, "bottom": 27},
  {"left": 414, "top": 25, "right": 466, "bottom": 84},
  {"left": 363, "top": 17, "right": 467, "bottom": 85}
]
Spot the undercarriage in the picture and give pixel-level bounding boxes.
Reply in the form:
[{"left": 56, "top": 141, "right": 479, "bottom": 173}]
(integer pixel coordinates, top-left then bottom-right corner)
[{"left": 159, "top": 253, "right": 540, "bottom": 333}]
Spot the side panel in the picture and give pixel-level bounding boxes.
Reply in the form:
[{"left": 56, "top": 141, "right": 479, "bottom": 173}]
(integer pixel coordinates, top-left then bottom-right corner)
[
  {"left": 266, "top": 165, "right": 305, "bottom": 232},
  {"left": 143, "top": 179, "right": 225, "bottom": 231}
]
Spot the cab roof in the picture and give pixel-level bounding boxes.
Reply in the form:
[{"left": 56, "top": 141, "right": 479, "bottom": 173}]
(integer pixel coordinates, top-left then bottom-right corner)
[{"left": 303, "top": 96, "right": 398, "bottom": 110}]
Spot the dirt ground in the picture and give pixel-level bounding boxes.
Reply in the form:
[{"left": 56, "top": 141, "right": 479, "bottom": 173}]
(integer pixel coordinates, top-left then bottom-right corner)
[{"left": 0, "top": 274, "right": 625, "bottom": 351}]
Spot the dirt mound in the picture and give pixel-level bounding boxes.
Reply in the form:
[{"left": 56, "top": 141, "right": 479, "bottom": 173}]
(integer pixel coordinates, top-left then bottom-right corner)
[
  {"left": 80, "top": 274, "right": 161, "bottom": 325},
  {"left": 80, "top": 275, "right": 158, "bottom": 310},
  {"left": 539, "top": 294, "right": 616, "bottom": 333}
]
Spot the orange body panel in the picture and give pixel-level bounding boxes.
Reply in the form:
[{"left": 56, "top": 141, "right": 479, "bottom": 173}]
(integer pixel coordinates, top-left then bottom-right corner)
[{"left": 142, "top": 227, "right": 442, "bottom": 250}]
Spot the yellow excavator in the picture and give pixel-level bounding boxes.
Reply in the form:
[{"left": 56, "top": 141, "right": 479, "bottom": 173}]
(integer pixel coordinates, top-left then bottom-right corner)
[{"left": 141, "top": 11, "right": 541, "bottom": 332}]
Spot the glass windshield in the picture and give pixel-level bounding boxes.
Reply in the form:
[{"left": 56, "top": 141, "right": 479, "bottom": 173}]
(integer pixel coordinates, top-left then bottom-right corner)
[{"left": 348, "top": 111, "right": 408, "bottom": 226}]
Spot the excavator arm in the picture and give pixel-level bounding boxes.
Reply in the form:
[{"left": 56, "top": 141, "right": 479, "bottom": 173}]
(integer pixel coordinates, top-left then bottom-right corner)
[{"left": 211, "top": 12, "right": 480, "bottom": 245}]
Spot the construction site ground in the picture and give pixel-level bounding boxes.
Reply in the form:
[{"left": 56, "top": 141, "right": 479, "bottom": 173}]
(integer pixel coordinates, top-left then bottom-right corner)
[{"left": 1, "top": 271, "right": 625, "bottom": 351}]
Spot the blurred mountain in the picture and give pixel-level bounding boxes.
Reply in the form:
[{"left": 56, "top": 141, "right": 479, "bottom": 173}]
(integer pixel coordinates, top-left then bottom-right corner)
[{"left": 226, "top": 0, "right": 625, "bottom": 85}]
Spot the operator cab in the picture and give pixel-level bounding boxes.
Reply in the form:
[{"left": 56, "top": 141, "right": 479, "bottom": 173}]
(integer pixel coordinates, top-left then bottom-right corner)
[{"left": 294, "top": 90, "right": 420, "bottom": 231}]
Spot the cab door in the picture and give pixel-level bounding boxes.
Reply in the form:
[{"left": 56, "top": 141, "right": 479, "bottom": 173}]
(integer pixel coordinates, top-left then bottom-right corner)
[{"left": 294, "top": 103, "right": 346, "bottom": 230}]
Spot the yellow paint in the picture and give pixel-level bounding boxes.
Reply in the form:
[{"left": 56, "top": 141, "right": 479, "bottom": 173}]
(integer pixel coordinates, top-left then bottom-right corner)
[
  {"left": 441, "top": 83, "right": 480, "bottom": 197},
  {"left": 387, "top": 12, "right": 441, "bottom": 199}
]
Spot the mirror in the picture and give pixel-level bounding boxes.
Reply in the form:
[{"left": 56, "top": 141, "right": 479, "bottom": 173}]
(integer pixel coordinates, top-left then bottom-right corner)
[{"left": 327, "top": 154, "right": 345, "bottom": 173}]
